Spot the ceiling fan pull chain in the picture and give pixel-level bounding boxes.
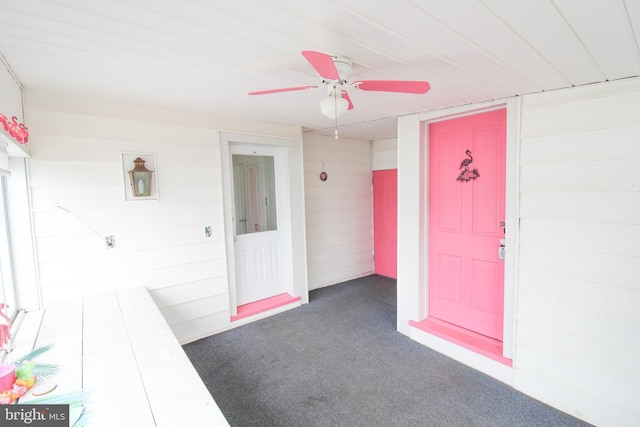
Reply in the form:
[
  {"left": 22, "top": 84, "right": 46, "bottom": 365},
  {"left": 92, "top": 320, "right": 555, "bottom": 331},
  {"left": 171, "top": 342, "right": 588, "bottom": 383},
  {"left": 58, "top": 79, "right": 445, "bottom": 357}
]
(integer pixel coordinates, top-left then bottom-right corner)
[{"left": 334, "top": 93, "right": 339, "bottom": 140}]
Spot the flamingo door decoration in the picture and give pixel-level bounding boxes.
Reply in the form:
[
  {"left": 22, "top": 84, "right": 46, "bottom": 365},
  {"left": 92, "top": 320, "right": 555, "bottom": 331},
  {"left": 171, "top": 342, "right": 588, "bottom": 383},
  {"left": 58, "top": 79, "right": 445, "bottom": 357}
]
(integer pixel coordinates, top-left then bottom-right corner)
[{"left": 456, "top": 149, "right": 480, "bottom": 182}]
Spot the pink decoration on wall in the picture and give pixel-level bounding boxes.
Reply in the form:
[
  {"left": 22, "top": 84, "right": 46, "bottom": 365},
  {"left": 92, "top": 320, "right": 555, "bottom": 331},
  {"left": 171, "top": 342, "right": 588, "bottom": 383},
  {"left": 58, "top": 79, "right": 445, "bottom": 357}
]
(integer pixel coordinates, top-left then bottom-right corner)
[
  {"left": 14, "top": 123, "right": 29, "bottom": 143},
  {"left": 0, "top": 113, "right": 29, "bottom": 144},
  {"left": 4, "top": 116, "right": 18, "bottom": 134}
]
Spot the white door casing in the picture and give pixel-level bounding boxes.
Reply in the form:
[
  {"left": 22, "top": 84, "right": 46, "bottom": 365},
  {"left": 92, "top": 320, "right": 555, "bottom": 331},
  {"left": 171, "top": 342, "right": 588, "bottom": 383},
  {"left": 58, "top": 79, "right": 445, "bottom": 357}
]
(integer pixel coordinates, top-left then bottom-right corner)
[
  {"left": 220, "top": 132, "right": 308, "bottom": 317},
  {"left": 397, "top": 98, "right": 520, "bottom": 370}
]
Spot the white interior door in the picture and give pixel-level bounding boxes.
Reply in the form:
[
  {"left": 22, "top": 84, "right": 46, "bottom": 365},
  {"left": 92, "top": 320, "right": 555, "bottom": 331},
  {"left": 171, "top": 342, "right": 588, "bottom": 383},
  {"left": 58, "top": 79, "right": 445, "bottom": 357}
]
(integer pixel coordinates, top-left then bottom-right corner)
[{"left": 230, "top": 145, "right": 292, "bottom": 305}]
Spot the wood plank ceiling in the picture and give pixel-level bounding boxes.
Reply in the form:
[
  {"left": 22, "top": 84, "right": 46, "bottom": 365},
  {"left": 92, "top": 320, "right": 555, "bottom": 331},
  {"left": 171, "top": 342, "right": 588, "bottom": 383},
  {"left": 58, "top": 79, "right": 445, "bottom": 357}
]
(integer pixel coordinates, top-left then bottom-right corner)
[{"left": 1, "top": 0, "right": 639, "bottom": 140}]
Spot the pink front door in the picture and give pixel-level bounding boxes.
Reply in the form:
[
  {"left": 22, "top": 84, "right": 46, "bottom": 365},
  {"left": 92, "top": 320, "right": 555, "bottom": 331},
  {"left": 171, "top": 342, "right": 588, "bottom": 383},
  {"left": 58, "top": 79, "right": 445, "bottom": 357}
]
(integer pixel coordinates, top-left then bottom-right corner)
[
  {"left": 428, "top": 109, "right": 506, "bottom": 341},
  {"left": 373, "top": 169, "right": 397, "bottom": 278}
]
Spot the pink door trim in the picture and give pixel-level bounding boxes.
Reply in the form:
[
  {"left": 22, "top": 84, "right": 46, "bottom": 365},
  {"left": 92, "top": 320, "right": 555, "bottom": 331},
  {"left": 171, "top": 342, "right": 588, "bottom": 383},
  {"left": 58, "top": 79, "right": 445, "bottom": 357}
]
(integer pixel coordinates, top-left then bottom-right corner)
[
  {"left": 231, "top": 293, "right": 301, "bottom": 322},
  {"left": 409, "top": 318, "right": 512, "bottom": 366}
]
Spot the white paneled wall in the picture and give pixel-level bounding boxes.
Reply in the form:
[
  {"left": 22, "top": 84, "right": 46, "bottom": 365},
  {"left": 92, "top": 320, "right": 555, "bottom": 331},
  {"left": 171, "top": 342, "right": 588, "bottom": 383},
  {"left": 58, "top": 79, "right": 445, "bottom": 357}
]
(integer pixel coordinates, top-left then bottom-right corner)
[
  {"left": 371, "top": 138, "right": 397, "bottom": 171},
  {"left": 24, "top": 89, "right": 300, "bottom": 344},
  {"left": 0, "top": 60, "right": 22, "bottom": 123},
  {"left": 516, "top": 78, "right": 640, "bottom": 426},
  {"left": 0, "top": 59, "right": 29, "bottom": 163},
  {"left": 303, "top": 134, "right": 374, "bottom": 290}
]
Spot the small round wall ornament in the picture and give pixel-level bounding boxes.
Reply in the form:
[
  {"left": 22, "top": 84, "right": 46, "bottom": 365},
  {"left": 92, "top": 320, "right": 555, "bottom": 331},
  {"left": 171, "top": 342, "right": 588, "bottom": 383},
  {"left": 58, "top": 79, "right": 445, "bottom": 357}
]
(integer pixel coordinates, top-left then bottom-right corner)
[{"left": 319, "top": 163, "right": 328, "bottom": 181}]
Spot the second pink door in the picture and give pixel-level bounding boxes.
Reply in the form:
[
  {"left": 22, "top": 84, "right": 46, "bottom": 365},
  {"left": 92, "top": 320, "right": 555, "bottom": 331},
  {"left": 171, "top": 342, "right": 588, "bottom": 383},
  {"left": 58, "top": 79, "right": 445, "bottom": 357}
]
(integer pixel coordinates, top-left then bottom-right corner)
[{"left": 373, "top": 169, "right": 397, "bottom": 279}]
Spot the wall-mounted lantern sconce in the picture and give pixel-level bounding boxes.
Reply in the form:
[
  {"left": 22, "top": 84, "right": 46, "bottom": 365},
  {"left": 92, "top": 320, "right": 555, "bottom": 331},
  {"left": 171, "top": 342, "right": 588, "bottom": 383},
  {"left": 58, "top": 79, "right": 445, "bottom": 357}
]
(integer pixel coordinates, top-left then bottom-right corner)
[{"left": 128, "top": 157, "right": 153, "bottom": 197}]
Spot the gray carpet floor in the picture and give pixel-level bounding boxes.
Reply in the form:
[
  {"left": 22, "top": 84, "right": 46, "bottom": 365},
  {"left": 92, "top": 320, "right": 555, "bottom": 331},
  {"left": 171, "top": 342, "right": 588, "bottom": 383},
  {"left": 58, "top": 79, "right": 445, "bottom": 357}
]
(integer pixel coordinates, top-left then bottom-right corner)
[{"left": 183, "top": 275, "right": 591, "bottom": 427}]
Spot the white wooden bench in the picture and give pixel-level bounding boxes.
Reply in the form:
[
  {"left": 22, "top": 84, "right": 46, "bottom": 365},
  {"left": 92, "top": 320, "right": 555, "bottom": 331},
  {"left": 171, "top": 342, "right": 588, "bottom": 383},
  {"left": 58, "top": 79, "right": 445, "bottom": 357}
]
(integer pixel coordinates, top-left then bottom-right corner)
[{"left": 12, "top": 287, "right": 229, "bottom": 427}]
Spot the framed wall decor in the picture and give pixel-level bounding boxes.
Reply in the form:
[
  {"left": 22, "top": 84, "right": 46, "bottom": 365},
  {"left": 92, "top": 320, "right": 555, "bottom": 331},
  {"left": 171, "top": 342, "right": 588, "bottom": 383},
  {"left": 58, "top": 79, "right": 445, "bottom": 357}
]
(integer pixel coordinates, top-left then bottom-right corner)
[{"left": 122, "top": 153, "right": 159, "bottom": 201}]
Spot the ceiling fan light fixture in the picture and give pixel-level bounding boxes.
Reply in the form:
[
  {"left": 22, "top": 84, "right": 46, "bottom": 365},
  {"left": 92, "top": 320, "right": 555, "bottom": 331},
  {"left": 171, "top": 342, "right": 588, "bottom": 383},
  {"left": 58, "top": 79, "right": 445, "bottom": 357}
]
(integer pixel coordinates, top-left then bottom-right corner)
[{"left": 320, "top": 94, "right": 349, "bottom": 119}]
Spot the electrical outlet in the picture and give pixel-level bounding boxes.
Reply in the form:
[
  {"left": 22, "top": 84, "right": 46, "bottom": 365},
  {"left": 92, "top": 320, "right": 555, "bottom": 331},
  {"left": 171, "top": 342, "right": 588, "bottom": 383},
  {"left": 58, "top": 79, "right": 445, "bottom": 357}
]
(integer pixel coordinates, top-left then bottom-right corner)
[
  {"left": 204, "top": 226, "right": 212, "bottom": 238},
  {"left": 105, "top": 235, "right": 116, "bottom": 249}
]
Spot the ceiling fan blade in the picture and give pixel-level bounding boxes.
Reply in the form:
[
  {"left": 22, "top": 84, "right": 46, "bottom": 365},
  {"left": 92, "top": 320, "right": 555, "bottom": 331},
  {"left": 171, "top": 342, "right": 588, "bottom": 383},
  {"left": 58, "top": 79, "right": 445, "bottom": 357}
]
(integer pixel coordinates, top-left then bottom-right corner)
[
  {"left": 248, "top": 85, "right": 317, "bottom": 95},
  {"left": 353, "top": 80, "right": 430, "bottom": 94},
  {"left": 301, "top": 50, "right": 340, "bottom": 80},
  {"left": 341, "top": 90, "right": 354, "bottom": 110}
]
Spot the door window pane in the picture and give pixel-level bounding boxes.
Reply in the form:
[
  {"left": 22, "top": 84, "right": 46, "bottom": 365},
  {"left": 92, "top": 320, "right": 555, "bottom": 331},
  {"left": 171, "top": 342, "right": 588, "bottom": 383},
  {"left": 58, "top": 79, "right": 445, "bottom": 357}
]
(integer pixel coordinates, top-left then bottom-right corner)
[{"left": 232, "top": 155, "right": 277, "bottom": 235}]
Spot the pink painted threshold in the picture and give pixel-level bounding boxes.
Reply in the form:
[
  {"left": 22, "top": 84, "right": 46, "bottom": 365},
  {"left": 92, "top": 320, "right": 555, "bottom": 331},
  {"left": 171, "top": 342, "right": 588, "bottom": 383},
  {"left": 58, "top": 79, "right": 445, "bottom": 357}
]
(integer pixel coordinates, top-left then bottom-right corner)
[
  {"left": 409, "top": 317, "right": 512, "bottom": 367},
  {"left": 231, "top": 293, "right": 301, "bottom": 322}
]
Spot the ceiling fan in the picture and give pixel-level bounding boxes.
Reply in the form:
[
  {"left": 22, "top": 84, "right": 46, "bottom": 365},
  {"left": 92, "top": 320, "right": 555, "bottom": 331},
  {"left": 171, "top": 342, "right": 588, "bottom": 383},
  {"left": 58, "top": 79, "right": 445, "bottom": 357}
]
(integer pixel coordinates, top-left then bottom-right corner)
[{"left": 249, "top": 50, "right": 431, "bottom": 122}]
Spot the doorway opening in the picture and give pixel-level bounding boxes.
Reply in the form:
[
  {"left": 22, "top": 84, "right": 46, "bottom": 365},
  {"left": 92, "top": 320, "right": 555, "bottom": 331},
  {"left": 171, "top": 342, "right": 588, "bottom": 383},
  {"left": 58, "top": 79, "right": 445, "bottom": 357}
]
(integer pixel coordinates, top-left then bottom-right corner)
[
  {"left": 220, "top": 133, "right": 308, "bottom": 322},
  {"left": 410, "top": 107, "right": 514, "bottom": 366}
]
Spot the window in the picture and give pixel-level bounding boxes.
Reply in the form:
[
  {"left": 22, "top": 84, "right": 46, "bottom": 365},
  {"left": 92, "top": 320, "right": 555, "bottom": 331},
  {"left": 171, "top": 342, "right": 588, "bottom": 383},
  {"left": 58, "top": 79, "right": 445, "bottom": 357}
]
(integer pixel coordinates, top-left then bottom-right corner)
[
  {"left": 0, "top": 176, "right": 16, "bottom": 320},
  {"left": 232, "top": 154, "right": 278, "bottom": 235},
  {"left": 0, "top": 175, "right": 17, "bottom": 354}
]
